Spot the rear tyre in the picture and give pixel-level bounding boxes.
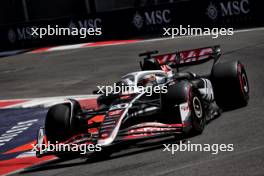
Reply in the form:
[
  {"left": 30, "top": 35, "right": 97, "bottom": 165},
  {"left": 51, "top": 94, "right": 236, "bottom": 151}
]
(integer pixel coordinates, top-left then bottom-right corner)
[{"left": 211, "top": 61, "right": 249, "bottom": 110}]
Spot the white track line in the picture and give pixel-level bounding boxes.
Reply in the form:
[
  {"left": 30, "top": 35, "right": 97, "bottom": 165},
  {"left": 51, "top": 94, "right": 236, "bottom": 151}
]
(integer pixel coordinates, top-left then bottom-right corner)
[
  {"left": 0, "top": 94, "right": 98, "bottom": 102},
  {"left": 27, "top": 27, "right": 264, "bottom": 53},
  {"left": 48, "top": 43, "right": 89, "bottom": 51},
  {"left": 0, "top": 50, "right": 27, "bottom": 57},
  {"left": 138, "top": 27, "right": 264, "bottom": 43},
  {"left": 0, "top": 94, "right": 99, "bottom": 109}
]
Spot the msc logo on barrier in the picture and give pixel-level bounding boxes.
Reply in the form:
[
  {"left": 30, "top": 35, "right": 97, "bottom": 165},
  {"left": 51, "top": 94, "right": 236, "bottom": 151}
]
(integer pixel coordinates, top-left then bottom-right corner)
[
  {"left": 8, "top": 29, "right": 16, "bottom": 44},
  {"left": 206, "top": 2, "right": 218, "bottom": 20},
  {"left": 8, "top": 27, "right": 38, "bottom": 44},
  {"left": 68, "top": 18, "right": 102, "bottom": 30},
  {"left": 133, "top": 12, "right": 144, "bottom": 29},
  {"left": 206, "top": 0, "right": 250, "bottom": 20},
  {"left": 132, "top": 9, "right": 171, "bottom": 30}
]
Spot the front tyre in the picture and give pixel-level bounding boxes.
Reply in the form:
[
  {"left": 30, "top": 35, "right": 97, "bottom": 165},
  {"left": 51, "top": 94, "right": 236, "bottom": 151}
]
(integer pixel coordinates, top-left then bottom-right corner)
[
  {"left": 45, "top": 100, "right": 82, "bottom": 159},
  {"left": 189, "top": 90, "right": 206, "bottom": 135},
  {"left": 161, "top": 82, "right": 206, "bottom": 135}
]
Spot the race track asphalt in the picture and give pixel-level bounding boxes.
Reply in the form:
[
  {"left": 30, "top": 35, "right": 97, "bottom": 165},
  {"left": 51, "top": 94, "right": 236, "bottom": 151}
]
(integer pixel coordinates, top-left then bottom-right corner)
[{"left": 1, "top": 28, "right": 263, "bottom": 176}]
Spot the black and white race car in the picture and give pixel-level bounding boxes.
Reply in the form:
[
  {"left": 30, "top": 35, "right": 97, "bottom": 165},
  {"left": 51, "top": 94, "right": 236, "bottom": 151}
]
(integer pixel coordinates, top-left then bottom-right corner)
[{"left": 36, "top": 45, "right": 249, "bottom": 158}]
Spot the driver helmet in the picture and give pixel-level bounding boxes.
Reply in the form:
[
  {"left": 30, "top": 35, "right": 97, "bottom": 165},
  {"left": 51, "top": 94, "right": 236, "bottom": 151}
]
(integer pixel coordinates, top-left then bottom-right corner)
[{"left": 138, "top": 74, "right": 157, "bottom": 87}]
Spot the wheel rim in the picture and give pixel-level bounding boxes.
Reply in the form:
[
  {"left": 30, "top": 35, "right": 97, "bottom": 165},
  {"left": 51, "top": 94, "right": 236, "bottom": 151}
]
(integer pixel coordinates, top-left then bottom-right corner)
[
  {"left": 241, "top": 73, "right": 249, "bottom": 94},
  {"left": 193, "top": 97, "right": 203, "bottom": 119},
  {"left": 238, "top": 63, "right": 249, "bottom": 98}
]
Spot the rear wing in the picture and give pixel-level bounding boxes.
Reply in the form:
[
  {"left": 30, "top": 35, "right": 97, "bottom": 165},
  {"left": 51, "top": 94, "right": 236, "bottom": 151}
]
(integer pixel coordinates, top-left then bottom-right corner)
[{"left": 139, "top": 45, "right": 221, "bottom": 71}]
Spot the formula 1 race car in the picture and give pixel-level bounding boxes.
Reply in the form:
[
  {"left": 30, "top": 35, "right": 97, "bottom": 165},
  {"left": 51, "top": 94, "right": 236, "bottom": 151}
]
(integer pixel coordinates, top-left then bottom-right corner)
[{"left": 36, "top": 45, "right": 249, "bottom": 158}]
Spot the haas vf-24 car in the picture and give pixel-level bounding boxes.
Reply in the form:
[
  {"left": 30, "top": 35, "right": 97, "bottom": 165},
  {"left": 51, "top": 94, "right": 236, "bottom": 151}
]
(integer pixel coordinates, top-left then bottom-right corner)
[{"left": 36, "top": 45, "right": 249, "bottom": 158}]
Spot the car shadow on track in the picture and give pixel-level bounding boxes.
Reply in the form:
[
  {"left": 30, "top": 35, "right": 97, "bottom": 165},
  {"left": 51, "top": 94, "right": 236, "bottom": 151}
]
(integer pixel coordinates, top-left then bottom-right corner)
[
  {"left": 18, "top": 106, "right": 242, "bottom": 175},
  {"left": 19, "top": 135, "right": 192, "bottom": 174}
]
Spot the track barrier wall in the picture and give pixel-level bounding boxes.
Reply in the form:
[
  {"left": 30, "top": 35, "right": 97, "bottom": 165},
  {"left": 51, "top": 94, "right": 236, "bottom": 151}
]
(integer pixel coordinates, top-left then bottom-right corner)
[{"left": 0, "top": 0, "right": 263, "bottom": 51}]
